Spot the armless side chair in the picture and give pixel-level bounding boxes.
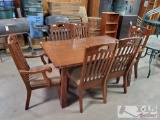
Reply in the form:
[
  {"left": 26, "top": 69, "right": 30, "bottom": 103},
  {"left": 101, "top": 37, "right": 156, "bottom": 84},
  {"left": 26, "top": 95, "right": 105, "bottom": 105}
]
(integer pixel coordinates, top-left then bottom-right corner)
[
  {"left": 127, "top": 25, "right": 151, "bottom": 79},
  {"left": 8, "top": 34, "right": 61, "bottom": 110},
  {"left": 50, "top": 22, "right": 72, "bottom": 40},
  {"left": 67, "top": 42, "right": 118, "bottom": 113},
  {"left": 71, "top": 22, "right": 90, "bottom": 39},
  {"left": 109, "top": 38, "right": 142, "bottom": 91}
]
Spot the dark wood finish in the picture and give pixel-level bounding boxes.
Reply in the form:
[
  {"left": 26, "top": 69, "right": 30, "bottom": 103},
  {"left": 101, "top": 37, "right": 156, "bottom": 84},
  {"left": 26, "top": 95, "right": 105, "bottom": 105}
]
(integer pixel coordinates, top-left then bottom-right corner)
[
  {"left": 50, "top": 22, "right": 73, "bottom": 41},
  {"left": 8, "top": 34, "right": 61, "bottom": 110},
  {"left": 117, "top": 15, "right": 138, "bottom": 39},
  {"left": 71, "top": 22, "right": 90, "bottom": 39},
  {"left": 108, "top": 38, "right": 142, "bottom": 93},
  {"left": 127, "top": 25, "right": 151, "bottom": 80},
  {"left": 100, "top": 12, "right": 119, "bottom": 38},
  {"left": 41, "top": 35, "right": 118, "bottom": 108},
  {"left": 67, "top": 42, "right": 118, "bottom": 112}
]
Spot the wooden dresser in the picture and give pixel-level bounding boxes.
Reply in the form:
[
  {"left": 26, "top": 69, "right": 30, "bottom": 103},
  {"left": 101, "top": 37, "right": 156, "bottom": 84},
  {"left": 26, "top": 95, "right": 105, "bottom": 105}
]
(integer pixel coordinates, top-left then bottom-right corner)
[{"left": 117, "top": 15, "right": 138, "bottom": 39}]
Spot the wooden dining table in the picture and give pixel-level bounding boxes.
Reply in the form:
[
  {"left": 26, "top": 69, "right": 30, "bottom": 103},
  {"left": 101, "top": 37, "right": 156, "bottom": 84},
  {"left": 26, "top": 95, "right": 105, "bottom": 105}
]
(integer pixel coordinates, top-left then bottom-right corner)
[{"left": 41, "top": 35, "right": 117, "bottom": 108}]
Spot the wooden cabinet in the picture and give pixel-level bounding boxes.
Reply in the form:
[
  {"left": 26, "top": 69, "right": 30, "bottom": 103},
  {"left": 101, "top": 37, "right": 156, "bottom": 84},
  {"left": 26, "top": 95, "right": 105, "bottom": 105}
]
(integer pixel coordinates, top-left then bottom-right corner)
[
  {"left": 100, "top": 12, "right": 119, "bottom": 38},
  {"left": 117, "top": 15, "right": 138, "bottom": 39}
]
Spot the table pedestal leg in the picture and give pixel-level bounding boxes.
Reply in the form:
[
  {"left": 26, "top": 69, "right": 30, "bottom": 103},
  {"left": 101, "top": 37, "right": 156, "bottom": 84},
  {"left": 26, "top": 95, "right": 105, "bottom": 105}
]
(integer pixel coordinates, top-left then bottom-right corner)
[{"left": 60, "top": 67, "right": 68, "bottom": 108}]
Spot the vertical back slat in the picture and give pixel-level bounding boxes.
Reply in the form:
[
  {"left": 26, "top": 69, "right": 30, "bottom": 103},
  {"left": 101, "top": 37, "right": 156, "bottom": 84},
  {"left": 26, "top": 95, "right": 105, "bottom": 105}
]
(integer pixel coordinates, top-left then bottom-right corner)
[
  {"left": 110, "top": 38, "right": 142, "bottom": 74},
  {"left": 81, "top": 43, "right": 118, "bottom": 84},
  {"left": 50, "top": 23, "right": 72, "bottom": 41},
  {"left": 8, "top": 35, "right": 30, "bottom": 80},
  {"left": 72, "top": 22, "right": 90, "bottom": 39}
]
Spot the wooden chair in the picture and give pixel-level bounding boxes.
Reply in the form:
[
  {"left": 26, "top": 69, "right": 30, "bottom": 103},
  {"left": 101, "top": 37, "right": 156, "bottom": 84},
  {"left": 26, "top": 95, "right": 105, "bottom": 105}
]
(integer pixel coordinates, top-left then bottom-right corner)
[
  {"left": 71, "top": 22, "right": 90, "bottom": 39},
  {"left": 67, "top": 42, "right": 118, "bottom": 113},
  {"left": 108, "top": 38, "right": 142, "bottom": 93},
  {"left": 126, "top": 25, "right": 151, "bottom": 79},
  {"left": 50, "top": 22, "right": 72, "bottom": 40},
  {"left": 8, "top": 34, "right": 61, "bottom": 110}
]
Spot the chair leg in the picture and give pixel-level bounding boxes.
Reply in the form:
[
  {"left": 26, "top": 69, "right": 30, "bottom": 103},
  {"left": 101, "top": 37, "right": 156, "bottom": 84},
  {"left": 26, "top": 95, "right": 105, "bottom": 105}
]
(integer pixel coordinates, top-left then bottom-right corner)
[
  {"left": 127, "top": 67, "right": 133, "bottom": 87},
  {"left": 102, "top": 83, "right": 107, "bottom": 104},
  {"left": 25, "top": 90, "right": 31, "bottom": 110},
  {"left": 116, "top": 77, "right": 120, "bottom": 84},
  {"left": 0, "top": 53, "right": 2, "bottom": 63},
  {"left": 57, "top": 85, "right": 61, "bottom": 99},
  {"left": 134, "top": 61, "right": 138, "bottom": 78},
  {"left": 123, "top": 76, "right": 127, "bottom": 94},
  {"left": 78, "top": 88, "right": 83, "bottom": 113},
  {"left": 48, "top": 58, "right": 52, "bottom": 63},
  {"left": 67, "top": 78, "right": 70, "bottom": 92}
]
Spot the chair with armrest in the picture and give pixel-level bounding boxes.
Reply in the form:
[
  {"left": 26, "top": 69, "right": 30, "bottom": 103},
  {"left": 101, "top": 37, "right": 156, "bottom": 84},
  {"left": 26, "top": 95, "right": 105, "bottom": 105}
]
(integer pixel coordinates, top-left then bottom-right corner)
[
  {"left": 50, "top": 22, "right": 72, "bottom": 41},
  {"left": 109, "top": 38, "right": 142, "bottom": 92},
  {"left": 8, "top": 34, "right": 61, "bottom": 110},
  {"left": 71, "top": 22, "right": 90, "bottom": 39},
  {"left": 67, "top": 42, "right": 118, "bottom": 113}
]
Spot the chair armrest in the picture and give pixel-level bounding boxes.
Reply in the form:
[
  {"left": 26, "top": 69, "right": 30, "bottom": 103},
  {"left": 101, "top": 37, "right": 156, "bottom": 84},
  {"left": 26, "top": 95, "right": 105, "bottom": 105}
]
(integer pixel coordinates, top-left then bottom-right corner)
[
  {"left": 19, "top": 67, "right": 52, "bottom": 88},
  {"left": 24, "top": 52, "right": 47, "bottom": 65},
  {"left": 19, "top": 67, "right": 52, "bottom": 74},
  {"left": 24, "top": 52, "right": 46, "bottom": 58}
]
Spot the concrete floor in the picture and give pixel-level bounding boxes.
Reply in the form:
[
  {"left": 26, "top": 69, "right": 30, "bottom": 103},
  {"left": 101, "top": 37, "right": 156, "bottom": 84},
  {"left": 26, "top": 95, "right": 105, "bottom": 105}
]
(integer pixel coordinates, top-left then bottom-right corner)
[{"left": 0, "top": 47, "right": 160, "bottom": 120}]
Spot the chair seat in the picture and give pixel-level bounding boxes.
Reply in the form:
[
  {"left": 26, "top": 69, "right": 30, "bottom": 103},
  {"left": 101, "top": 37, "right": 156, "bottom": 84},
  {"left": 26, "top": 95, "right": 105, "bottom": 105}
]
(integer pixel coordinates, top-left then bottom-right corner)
[
  {"left": 68, "top": 65, "right": 82, "bottom": 84},
  {"left": 68, "top": 65, "right": 103, "bottom": 85},
  {"left": 133, "top": 59, "right": 136, "bottom": 64},
  {"left": 29, "top": 64, "right": 60, "bottom": 87},
  {"left": 144, "top": 20, "right": 160, "bottom": 27}
]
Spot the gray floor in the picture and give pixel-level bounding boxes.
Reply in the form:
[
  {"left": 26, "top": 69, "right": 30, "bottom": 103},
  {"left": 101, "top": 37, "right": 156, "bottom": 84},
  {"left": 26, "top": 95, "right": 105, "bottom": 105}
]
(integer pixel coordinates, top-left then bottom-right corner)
[{"left": 0, "top": 47, "right": 160, "bottom": 120}]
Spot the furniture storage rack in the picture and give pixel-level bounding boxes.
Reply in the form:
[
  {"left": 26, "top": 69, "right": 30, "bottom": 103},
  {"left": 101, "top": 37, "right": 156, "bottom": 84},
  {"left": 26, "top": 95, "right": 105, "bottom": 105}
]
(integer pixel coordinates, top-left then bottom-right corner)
[{"left": 100, "top": 12, "right": 119, "bottom": 38}]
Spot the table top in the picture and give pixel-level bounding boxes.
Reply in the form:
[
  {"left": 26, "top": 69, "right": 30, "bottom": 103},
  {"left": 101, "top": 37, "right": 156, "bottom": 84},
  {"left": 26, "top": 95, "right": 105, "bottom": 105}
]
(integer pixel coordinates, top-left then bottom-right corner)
[
  {"left": 146, "top": 35, "right": 160, "bottom": 51},
  {"left": 41, "top": 35, "right": 117, "bottom": 68}
]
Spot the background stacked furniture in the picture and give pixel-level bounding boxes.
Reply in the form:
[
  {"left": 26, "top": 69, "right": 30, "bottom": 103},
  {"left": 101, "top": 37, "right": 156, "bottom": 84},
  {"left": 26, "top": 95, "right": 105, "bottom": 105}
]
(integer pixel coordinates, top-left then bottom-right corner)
[
  {"left": 25, "top": 0, "right": 44, "bottom": 46},
  {"left": 138, "top": 0, "right": 160, "bottom": 34},
  {"left": 88, "top": 0, "right": 113, "bottom": 17},
  {"left": 112, "top": 0, "right": 128, "bottom": 15},
  {"left": 24, "top": 0, "right": 43, "bottom": 16},
  {"left": 88, "top": 17, "right": 101, "bottom": 36},
  {"left": 0, "top": 0, "right": 15, "bottom": 19},
  {"left": 0, "top": 17, "right": 30, "bottom": 50},
  {"left": 100, "top": 12, "right": 119, "bottom": 38},
  {"left": 117, "top": 15, "right": 138, "bottom": 39},
  {"left": 47, "top": 1, "right": 81, "bottom": 23}
]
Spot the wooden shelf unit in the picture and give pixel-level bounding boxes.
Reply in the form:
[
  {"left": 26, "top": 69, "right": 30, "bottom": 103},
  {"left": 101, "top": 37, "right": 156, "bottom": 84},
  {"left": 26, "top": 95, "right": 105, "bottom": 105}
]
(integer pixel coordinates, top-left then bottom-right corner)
[{"left": 100, "top": 12, "right": 119, "bottom": 38}]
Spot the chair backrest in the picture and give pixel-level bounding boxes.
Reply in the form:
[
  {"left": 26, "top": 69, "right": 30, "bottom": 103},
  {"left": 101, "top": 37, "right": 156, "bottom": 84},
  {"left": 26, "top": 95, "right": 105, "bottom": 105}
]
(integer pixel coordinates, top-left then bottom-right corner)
[
  {"left": 109, "top": 38, "right": 142, "bottom": 79},
  {"left": 141, "top": 6, "right": 160, "bottom": 26},
  {"left": 127, "top": 25, "right": 151, "bottom": 50},
  {"left": 80, "top": 42, "right": 118, "bottom": 89},
  {"left": 50, "top": 22, "right": 72, "bottom": 40},
  {"left": 8, "top": 34, "right": 30, "bottom": 82},
  {"left": 71, "top": 22, "right": 90, "bottom": 39}
]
